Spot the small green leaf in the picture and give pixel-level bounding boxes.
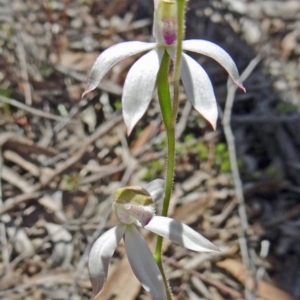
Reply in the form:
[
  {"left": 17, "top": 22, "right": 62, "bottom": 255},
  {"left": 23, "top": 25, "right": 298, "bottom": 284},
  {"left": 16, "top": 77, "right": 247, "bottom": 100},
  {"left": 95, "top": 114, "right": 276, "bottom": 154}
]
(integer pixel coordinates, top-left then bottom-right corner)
[{"left": 157, "top": 50, "right": 172, "bottom": 128}]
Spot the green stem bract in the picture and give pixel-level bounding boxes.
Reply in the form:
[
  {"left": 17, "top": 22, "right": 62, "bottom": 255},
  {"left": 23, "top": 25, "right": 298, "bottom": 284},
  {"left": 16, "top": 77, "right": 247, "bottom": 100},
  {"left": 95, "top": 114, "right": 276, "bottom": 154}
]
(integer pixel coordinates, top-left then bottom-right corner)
[{"left": 157, "top": 50, "right": 172, "bottom": 128}]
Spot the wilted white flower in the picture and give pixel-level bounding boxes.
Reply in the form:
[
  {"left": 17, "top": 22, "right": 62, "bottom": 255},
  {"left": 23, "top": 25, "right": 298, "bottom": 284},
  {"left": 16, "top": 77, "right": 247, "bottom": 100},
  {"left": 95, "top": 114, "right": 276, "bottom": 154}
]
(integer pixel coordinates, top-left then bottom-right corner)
[
  {"left": 82, "top": 0, "right": 245, "bottom": 134},
  {"left": 89, "top": 179, "right": 219, "bottom": 300}
]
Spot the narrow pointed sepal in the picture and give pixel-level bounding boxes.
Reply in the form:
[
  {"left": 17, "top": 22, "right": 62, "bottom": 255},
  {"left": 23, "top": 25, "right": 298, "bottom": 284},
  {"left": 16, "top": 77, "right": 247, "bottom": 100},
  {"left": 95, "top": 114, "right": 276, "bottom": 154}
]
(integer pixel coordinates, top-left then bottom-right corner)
[
  {"left": 88, "top": 225, "right": 126, "bottom": 298},
  {"left": 145, "top": 179, "right": 165, "bottom": 203},
  {"left": 180, "top": 53, "right": 218, "bottom": 129},
  {"left": 82, "top": 42, "right": 156, "bottom": 98},
  {"left": 145, "top": 216, "right": 220, "bottom": 252},
  {"left": 125, "top": 226, "right": 167, "bottom": 300},
  {"left": 182, "top": 40, "right": 246, "bottom": 92},
  {"left": 123, "top": 49, "right": 162, "bottom": 135}
]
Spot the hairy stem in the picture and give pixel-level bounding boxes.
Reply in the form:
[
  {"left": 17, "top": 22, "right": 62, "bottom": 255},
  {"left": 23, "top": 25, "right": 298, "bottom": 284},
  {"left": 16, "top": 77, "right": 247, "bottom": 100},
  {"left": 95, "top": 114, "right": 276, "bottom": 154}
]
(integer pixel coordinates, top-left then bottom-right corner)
[
  {"left": 154, "top": 126, "right": 175, "bottom": 300},
  {"left": 154, "top": 2, "right": 186, "bottom": 299},
  {"left": 155, "top": 50, "right": 173, "bottom": 300},
  {"left": 171, "top": 0, "right": 186, "bottom": 127}
]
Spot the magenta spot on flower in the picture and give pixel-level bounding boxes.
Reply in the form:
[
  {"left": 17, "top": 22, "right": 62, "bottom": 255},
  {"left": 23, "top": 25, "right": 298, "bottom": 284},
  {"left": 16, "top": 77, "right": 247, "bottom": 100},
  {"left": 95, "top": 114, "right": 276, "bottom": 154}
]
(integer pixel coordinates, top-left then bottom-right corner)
[
  {"left": 144, "top": 216, "right": 152, "bottom": 226},
  {"left": 164, "top": 32, "right": 177, "bottom": 45}
]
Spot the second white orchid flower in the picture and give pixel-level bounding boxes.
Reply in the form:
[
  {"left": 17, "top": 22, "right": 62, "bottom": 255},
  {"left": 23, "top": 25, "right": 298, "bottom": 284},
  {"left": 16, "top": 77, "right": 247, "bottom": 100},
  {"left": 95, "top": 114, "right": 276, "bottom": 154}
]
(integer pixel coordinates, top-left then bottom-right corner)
[
  {"left": 82, "top": 0, "right": 245, "bottom": 134},
  {"left": 89, "top": 179, "right": 220, "bottom": 300}
]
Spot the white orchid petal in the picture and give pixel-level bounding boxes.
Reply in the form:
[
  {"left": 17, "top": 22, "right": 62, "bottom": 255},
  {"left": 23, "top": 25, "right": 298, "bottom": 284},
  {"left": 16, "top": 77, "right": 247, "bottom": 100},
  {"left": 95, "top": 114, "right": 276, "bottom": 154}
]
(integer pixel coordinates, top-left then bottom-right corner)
[
  {"left": 82, "top": 42, "right": 156, "bottom": 97},
  {"left": 125, "top": 226, "right": 167, "bottom": 300},
  {"left": 145, "top": 216, "right": 220, "bottom": 252},
  {"left": 181, "top": 53, "right": 218, "bottom": 129},
  {"left": 182, "top": 40, "right": 245, "bottom": 92},
  {"left": 145, "top": 179, "right": 165, "bottom": 203},
  {"left": 88, "top": 225, "right": 126, "bottom": 298},
  {"left": 123, "top": 49, "right": 162, "bottom": 135}
]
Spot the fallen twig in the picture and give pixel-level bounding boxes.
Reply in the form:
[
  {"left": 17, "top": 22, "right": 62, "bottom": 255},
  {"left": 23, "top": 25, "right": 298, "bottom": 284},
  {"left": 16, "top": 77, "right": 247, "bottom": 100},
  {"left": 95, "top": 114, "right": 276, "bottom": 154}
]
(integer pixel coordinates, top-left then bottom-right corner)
[
  {"left": 15, "top": 35, "right": 32, "bottom": 106},
  {"left": 0, "top": 95, "right": 73, "bottom": 122},
  {"left": 222, "top": 50, "right": 264, "bottom": 299}
]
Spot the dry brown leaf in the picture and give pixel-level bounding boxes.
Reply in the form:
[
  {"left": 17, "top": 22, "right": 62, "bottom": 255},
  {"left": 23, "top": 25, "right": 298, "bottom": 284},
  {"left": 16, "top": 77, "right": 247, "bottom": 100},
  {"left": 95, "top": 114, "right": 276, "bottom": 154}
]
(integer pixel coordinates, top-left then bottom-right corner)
[
  {"left": 281, "top": 29, "right": 299, "bottom": 56},
  {"left": 58, "top": 51, "right": 99, "bottom": 71},
  {"left": 172, "top": 196, "right": 209, "bottom": 225},
  {"left": 216, "top": 259, "right": 295, "bottom": 300}
]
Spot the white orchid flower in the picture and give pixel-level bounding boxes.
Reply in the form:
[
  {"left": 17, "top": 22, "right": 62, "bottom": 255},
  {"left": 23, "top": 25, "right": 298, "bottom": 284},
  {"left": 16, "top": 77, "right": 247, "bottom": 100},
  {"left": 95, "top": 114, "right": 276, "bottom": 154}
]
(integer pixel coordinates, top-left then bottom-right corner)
[
  {"left": 82, "top": 1, "right": 245, "bottom": 134},
  {"left": 89, "top": 179, "right": 219, "bottom": 300},
  {"left": 83, "top": 0, "right": 245, "bottom": 134}
]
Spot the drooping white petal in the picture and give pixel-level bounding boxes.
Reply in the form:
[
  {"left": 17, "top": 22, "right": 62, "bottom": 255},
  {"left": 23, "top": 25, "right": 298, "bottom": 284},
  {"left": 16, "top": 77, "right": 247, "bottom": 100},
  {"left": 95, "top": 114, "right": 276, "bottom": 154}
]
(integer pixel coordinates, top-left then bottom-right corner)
[
  {"left": 145, "top": 216, "right": 220, "bottom": 252},
  {"left": 145, "top": 179, "right": 165, "bottom": 203},
  {"left": 180, "top": 53, "right": 218, "bottom": 129},
  {"left": 125, "top": 226, "right": 167, "bottom": 300},
  {"left": 82, "top": 41, "right": 156, "bottom": 97},
  {"left": 88, "top": 225, "right": 126, "bottom": 298},
  {"left": 123, "top": 49, "right": 163, "bottom": 135},
  {"left": 182, "top": 40, "right": 245, "bottom": 92}
]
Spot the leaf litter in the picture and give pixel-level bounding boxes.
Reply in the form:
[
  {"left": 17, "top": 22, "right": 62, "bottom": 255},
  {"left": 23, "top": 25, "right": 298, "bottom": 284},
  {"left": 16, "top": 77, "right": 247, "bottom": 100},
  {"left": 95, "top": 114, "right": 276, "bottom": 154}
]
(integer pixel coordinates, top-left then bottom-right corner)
[{"left": 0, "top": 0, "right": 300, "bottom": 299}]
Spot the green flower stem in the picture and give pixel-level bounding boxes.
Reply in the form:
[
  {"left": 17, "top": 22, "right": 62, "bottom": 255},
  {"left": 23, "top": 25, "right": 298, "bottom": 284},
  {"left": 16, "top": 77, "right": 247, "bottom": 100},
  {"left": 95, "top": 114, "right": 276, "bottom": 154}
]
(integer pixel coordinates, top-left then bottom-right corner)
[
  {"left": 155, "top": 0, "right": 187, "bottom": 259},
  {"left": 155, "top": 49, "right": 174, "bottom": 300},
  {"left": 171, "top": 0, "right": 186, "bottom": 127},
  {"left": 154, "top": 127, "right": 175, "bottom": 300},
  {"left": 155, "top": 2, "right": 186, "bottom": 299}
]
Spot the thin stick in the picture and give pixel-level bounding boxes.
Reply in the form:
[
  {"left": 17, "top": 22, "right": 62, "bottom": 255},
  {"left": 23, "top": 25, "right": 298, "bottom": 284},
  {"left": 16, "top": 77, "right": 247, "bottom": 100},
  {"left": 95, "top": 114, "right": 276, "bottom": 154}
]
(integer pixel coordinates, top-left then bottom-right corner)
[
  {"left": 222, "top": 51, "right": 263, "bottom": 299},
  {"left": 0, "top": 95, "right": 73, "bottom": 122},
  {"left": 16, "top": 36, "right": 32, "bottom": 106},
  {"left": 0, "top": 147, "right": 10, "bottom": 275}
]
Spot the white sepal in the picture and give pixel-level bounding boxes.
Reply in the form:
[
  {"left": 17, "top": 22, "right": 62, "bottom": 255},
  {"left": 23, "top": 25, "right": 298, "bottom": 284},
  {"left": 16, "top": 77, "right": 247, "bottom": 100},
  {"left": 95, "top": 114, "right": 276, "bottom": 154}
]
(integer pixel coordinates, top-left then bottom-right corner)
[
  {"left": 123, "top": 49, "right": 163, "bottom": 135},
  {"left": 145, "top": 216, "right": 220, "bottom": 252},
  {"left": 88, "top": 225, "right": 126, "bottom": 298},
  {"left": 182, "top": 40, "right": 245, "bottom": 92},
  {"left": 145, "top": 179, "right": 165, "bottom": 203},
  {"left": 82, "top": 42, "right": 156, "bottom": 97},
  {"left": 180, "top": 53, "right": 218, "bottom": 129},
  {"left": 125, "top": 226, "right": 167, "bottom": 300}
]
